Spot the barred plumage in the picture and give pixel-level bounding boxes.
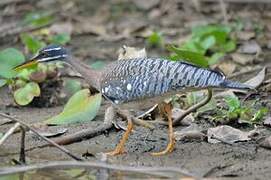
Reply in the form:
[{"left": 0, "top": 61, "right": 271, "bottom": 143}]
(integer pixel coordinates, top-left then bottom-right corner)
[{"left": 100, "top": 58, "right": 251, "bottom": 105}]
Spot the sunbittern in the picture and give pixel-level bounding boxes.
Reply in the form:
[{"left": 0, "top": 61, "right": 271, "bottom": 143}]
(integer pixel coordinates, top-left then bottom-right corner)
[{"left": 15, "top": 45, "right": 253, "bottom": 156}]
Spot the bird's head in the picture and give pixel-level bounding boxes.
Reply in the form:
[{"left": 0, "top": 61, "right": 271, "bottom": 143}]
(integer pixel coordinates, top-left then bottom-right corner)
[{"left": 14, "top": 45, "right": 69, "bottom": 70}]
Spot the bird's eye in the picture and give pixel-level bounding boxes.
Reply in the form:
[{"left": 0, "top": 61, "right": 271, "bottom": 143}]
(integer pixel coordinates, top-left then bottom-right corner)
[{"left": 39, "top": 51, "right": 48, "bottom": 57}]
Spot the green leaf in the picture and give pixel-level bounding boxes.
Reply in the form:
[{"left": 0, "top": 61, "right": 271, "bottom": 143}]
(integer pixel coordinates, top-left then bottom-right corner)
[
  {"left": 90, "top": 60, "right": 106, "bottom": 70},
  {"left": 46, "top": 89, "right": 102, "bottom": 125},
  {"left": 168, "top": 46, "right": 209, "bottom": 68},
  {"left": 0, "top": 79, "right": 7, "bottom": 87},
  {"left": 223, "top": 40, "right": 236, "bottom": 52},
  {"left": 200, "top": 36, "right": 216, "bottom": 50},
  {"left": 147, "top": 32, "right": 163, "bottom": 47},
  {"left": 14, "top": 82, "right": 40, "bottom": 106},
  {"left": 0, "top": 66, "right": 17, "bottom": 79},
  {"left": 208, "top": 52, "right": 225, "bottom": 65},
  {"left": 251, "top": 107, "right": 268, "bottom": 122},
  {"left": 224, "top": 95, "right": 240, "bottom": 112},
  {"left": 20, "top": 33, "right": 46, "bottom": 54},
  {"left": 63, "top": 79, "right": 82, "bottom": 96},
  {"left": 23, "top": 12, "right": 54, "bottom": 27},
  {"left": 49, "top": 33, "right": 71, "bottom": 45},
  {"left": 0, "top": 48, "right": 25, "bottom": 78},
  {"left": 0, "top": 48, "right": 25, "bottom": 68}
]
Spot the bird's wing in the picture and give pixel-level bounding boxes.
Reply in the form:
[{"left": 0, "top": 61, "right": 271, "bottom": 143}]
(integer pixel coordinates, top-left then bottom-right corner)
[{"left": 100, "top": 58, "right": 226, "bottom": 104}]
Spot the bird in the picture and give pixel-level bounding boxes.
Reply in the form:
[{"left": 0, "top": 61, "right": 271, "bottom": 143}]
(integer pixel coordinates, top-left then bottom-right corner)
[{"left": 14, "top": 44, "right": 253, "bottom": 156}]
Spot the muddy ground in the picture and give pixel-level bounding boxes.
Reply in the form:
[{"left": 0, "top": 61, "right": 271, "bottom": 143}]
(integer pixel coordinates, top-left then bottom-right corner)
[{"left": 1, "top": 0, "right": 271, "bottom": 179}]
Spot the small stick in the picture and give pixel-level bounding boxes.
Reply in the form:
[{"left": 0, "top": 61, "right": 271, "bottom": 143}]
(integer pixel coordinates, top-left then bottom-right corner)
[
  {"left": 0, "top": 161, "right": 196, "bottom": 178},
  {"left": 173, "top": 89, "right": 213, "bottom": 126},
  {"left": 219, "top": 0, "right": 229, "bottom": 24},
  {"left": 0, "top": 122, "right": 20, "bottom": 146},
  {"left": 53, "top": 106, "right": 115, "bottom": 145},
  {"left": 0, "top": 113, "right": 82, "bottom": 161},
  {"left": 19, "top": 126, "right": 26, "bottom": 164},
  {"left": 116, "top": 108, "right": 155, "bottom": 129}
]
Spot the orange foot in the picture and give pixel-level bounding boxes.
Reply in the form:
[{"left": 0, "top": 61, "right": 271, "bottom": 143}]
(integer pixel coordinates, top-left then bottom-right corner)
[
  {"left": 151, "top": 103, "right": 175, "bottom": 156},
  {"left": 106, "top": 117, "right": 133, "bottom": 156}
]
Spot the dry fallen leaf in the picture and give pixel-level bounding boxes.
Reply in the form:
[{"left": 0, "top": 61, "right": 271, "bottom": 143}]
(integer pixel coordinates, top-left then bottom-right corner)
[
  {"left": 49, "top": 22, "right": 73, "bottom": 35},
  {"left": 207, "top": 125, "right": 257, "bottom": 144},
  {"left": 174, "top": 124, "right": 205, "bottom": 141},
  {"left": 231, "top": 53, "right": 254, "bottom": 65},
  {"left": 263, "top": 117, "right": 271, "bottom": 127},
  {"left": 260, "top": 136, "right": 271, "bottom": 149},
  {"left": 217, "top": 62, "right": 236, "bottom": 76},
  {"left": 118, "top": 45, "right": 147, "bottom": 60},
  {"left": 238, "top": 41, "right": 261, "bottom": 54},
  {"left": 236, "top": 31, "right": 255, "bottom": 41},
  {"left": 244, "top": 67, "right": 266, "bottom": 88}
]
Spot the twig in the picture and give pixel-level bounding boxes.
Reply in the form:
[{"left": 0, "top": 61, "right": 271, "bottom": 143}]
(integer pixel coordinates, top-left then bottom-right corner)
[
  {"left": 173, "top": 89, "right": 213, "bottom": 126},
  {"left": 0, "top": 161, "right": 197, "bottom": 178},
  {"left": 0, "top": 122, "right": 20, "bottom": 146},
  {"left": 116, "top": 108, "right": 155, "bottom": 129},
  {"left": 0, "top": 113, "right": 82, "bottom": 161},
  {"left": 19, "top": 126, "right": 26, "bottom": 164},
  {"left": 53, "top": 106, "right": 115, "bottom": 145},
  {"left": 219, "top": 0, "right": 229, "bottom": 24}
]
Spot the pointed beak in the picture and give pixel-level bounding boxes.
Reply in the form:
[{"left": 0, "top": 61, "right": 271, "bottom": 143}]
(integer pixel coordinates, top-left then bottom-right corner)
[{"left": 13, "top": 56, "right": 39, "bottom": 71}]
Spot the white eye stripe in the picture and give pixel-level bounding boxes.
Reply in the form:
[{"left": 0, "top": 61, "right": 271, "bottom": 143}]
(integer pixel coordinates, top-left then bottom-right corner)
[
  {"left": 43, "top": 47, "right": 62, "bottom": 52},
  {"left": 38, "top": 54, "right": 67, "bottom": 62}
]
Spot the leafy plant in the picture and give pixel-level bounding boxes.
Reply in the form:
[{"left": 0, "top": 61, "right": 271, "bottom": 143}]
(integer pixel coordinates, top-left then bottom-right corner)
[
  {"left": 215, "top": 95, "right": 268, "bottom": 124},
  {"left": 168, "top": 24, "right": 236, "bottom": 67},
  {"left": 0, "top": 29, "right": 71, "bottom": 105},
  {"left": 14, "top": 82, "right": 40, "bottom": 105},
  {"left": 147, "top": 32, "right": 163, "bottom": 47},
  {"left": 0, "top": 48, "right": 25, "bottom": 79},
  {"left": 23, "top": 11, "right": 54, "bottom": 27},
  {"left": 45, "top": 90, "right": 102, "bottom": 125},
  {"left": 20, "top": 33, "right": 46, "bottom": 54}
]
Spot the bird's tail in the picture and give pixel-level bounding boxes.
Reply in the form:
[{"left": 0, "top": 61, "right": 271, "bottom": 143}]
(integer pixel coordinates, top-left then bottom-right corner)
[{"left": 219, "top": 79, "right": 254, "bottom": 90}]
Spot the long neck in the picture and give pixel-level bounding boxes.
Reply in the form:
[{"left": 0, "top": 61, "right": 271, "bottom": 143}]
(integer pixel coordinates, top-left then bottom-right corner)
[{"left": 66, "top": 57, "right": 101, "bottom": 90}]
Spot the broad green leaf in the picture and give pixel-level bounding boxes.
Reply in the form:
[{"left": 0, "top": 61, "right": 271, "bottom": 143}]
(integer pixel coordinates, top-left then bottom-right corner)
[
  {"left": 200, "top": 36, "right": 216, "bottom": 50},
  {"left": 23, "top": 12, "right": 54, "bottom": 27},
  {"left": 208, "top": 52, "right": 225, "bottom": 65},
  {"left": 0, "top": 48, "right": 25, "bottom": 78},
  {"left": 222, "top": 40, "right": 236, "bottom": 52},
  {"left": 192, "top": 25, "right": 231, "bottom": 37},
  {"left": 0, "top": 66, "right": 17, "bottom": 79},
  {"left": 168, "top": 46, "right": 209, "bottom": 68},
  {"left": 63, "top": 79, "right": 82, "bottom": 95},
  {"left": 0, "top": 48, "right": 25, "bottom": 68},
  {"left": 49, "top": 33, "right": 71, "bottom": 45},
  {"left": 172, "top": 24, "right": 236, "bottom": 67},
  {"left": 46, "top": 89, "right": 102, "bottom": 125},
  {"left": 20, "top": 33, "right": 46, "bottom": 54},
  {"left": 14, "top": 82, "right": 40, "bottom": 105},
  {"left": 0, "top": 79, "right": 7, "bottom": 87}
]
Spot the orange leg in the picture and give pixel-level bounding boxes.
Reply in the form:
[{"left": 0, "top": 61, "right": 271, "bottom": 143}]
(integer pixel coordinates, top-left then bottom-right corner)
[
  {"left": 151, "top": 103, "right": 175, "bottom": 156},
  {"left": 106, "top": 117, "right": 133, "bottom": 156}
]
